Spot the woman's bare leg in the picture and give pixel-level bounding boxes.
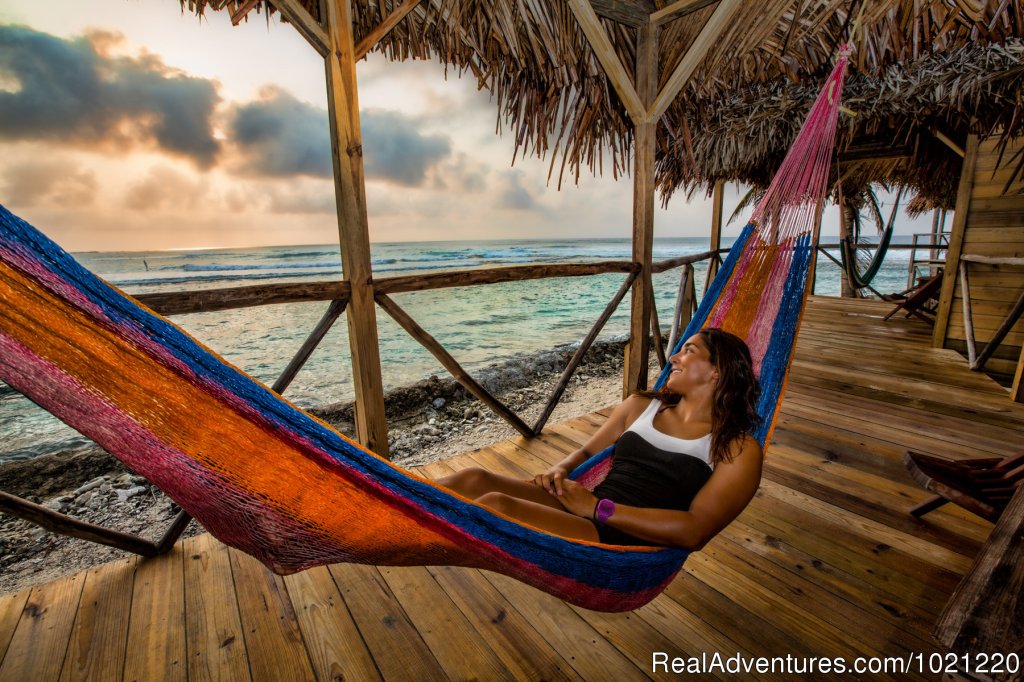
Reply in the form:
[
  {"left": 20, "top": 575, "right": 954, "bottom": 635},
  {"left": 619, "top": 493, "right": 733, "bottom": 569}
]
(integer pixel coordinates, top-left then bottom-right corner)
[
  {"left": 477, "top": 492, "right": 599, "bottom": 541},
  {"left": 437, "top": 467, "right": 564, "bottom": 510}
]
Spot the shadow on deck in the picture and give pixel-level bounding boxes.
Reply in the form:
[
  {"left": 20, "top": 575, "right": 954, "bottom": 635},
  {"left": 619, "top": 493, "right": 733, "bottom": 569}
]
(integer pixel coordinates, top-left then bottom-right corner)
[{"left": 1, "top": 297, "right": 1021, "bottom": 681}]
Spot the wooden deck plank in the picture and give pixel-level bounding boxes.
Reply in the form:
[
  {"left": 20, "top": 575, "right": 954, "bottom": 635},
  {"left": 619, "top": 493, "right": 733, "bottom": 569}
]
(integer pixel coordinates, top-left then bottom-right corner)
[
  {"left": 4, "top": 296, "right": 1018, "bottom": 679},
  {"left": 59, "top": 557, "right": 136, "bottom": 682},
  {"left": 0, "top": 588, "right": 29, "bottom": 664},
  {"left": 376, "top": 565, "right": 512, "bottom": 680},
  {"left": 228, "top": 548, "right": 316, "bottom": 682},
  {"left": 123, "top": 547, "right": 186, "bottom": 682},
  {"left": 325, "top": 562, "right": 447, "bottom": 681},
  {"left": 481, "top": 572, "right": 648, "bottom": 680},
  {"left": 0, "top": 572, "right": 84, "bottom": 682},
  {"left": 182, "top": 534, "right": 251, "bottom": 682},
  {"left": 424, "top": 564, "right": 583, "bottom": 681},
  {"left": 283, "top": 566, "right": 381, "bottom": 682}
]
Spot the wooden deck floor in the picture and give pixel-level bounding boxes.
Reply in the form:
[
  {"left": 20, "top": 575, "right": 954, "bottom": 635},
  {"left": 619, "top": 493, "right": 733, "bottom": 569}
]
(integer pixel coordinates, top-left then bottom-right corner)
[{"left": 2, "top": 297, "right": 1022, "bottom": 681}]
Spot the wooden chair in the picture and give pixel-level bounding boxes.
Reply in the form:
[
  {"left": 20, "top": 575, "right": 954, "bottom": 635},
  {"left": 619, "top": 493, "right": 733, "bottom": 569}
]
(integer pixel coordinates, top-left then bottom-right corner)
[
  {"left": 883, "top": 269, "right": 944, "bottom": 326},
  {"left": 904, "top": 450, "right": 1024, "bottom": 523}
]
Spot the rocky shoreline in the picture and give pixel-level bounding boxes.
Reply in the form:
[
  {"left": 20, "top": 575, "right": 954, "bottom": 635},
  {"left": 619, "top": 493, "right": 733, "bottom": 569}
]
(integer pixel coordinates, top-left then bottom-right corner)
[{"left": 0, "top": 339, "right": 648, "bottom": 595}]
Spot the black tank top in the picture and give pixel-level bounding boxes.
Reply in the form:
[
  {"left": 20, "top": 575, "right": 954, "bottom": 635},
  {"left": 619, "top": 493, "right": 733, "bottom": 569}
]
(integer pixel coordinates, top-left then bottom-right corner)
[{"left": 591, "top": 431, "right": 713, "bottom": 546}]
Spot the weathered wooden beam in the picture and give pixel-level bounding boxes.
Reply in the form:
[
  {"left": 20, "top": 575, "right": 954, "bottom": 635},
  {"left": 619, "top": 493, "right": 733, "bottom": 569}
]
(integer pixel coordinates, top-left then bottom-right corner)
[
  {"left": 647, "top": 250, "right": 718, "bottom": 274},
  {"left": 0, "top": 491, "right": 164, "bottom": 557},
  {"left": 646, "top": 0, "right": 743, "bottom": 123},
  {"left": 933, "top": 135, "right": 979, "bottom": 348},
  {"left": 932, "top": 126, "right": 966, "bottom": 158},
  {"left": 971, "top": 286, "right": 1024, "bottom": 372},
  {"left": 960, "top": 254, "right": 1024, "bottom": 267},
  {"left": 959, "top": 261, "right": 978, "bottom": 367},
  {"left": 935, "top": 483, "right": 1024, "bottom": 653},
  {"left": 132, "top": 257, "right": 718, "bottom": 316},
  {"left": 649, "top": 282, "right": 667, "bottom": 368},
  {"left": 566, "top": 0, "right": 646, "bottom": 125},
  {"left": 624, "top": 22, "right": 658, "bottom": 396},
  {"left": 268, "top": 0, "right": 330, "bottom": 57},
  {"left": 590, "top": 0, "right": 654, "bottom": 27},
  {"left": 376, "top": 261, "right": 638, "bottom": 294},
  {"left": 705, "top": 179, "right": 724, "bottom": 294},
  {"left": 324, "top": 0, "right": 390, "bottom": 456},
  {"left": 650, "top": 0, "right": 717, "bottom": 26},
  {"left": 354, "top": 0, "right": 423, "bottom": 59},
  {"left": 272, "top": 299, "right": 348, "bottom": 394},
  {"left": 231, "top": 0, "right": 260, "bottom": 25},
  {"left": 531, "top": 272, "right": 638, "bottom": 434},
  {"left": 375, "top": 293, "right": 535, "bottom": 439},
  {"left": 1013, "top": 343, "right": 1024, "bottom": 403},
  {"left": 667, "top": 263, "right": 694, "bottom": 354},
  {"left": 136, "top": 282, "right": 349, "bottom": 316}
]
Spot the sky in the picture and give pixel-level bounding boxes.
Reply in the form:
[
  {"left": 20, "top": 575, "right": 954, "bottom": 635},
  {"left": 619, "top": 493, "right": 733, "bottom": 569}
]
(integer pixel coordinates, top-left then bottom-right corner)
[{"left": 0, "top": 0, "right": 931, "bottom": 251}]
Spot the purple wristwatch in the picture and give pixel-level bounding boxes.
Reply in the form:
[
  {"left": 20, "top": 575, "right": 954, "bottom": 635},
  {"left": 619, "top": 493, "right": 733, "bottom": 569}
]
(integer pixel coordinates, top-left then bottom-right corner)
[{"left": 594, "top": 498, "right": 615, "bottom": 524}]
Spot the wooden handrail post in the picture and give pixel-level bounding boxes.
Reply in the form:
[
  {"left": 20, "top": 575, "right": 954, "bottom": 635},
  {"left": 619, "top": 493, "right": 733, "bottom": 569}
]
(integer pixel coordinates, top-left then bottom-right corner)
[
  {"left": 705, "top": 180, "right": 724, "bottom": 295},
  {"left": 624, "top": 22, "right": 658, "bottom": 398},
  {"left": 324, "top": 0, "right": 389, "bottom": 456}
]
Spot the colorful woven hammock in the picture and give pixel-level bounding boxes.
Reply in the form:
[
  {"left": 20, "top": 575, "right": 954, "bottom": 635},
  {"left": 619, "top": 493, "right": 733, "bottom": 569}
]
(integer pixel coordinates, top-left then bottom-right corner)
[{"left": 0, "top": 54, "right": 847, "bottom": 613}]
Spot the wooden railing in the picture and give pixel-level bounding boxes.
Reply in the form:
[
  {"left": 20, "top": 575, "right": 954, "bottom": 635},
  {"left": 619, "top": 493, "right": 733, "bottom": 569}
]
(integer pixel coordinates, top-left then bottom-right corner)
[
  {"left": 0, "top": 251, "right": 718, "bottom": 559},
  {"left": 139, "top": 251, "right": 719, "bottom": 440}
]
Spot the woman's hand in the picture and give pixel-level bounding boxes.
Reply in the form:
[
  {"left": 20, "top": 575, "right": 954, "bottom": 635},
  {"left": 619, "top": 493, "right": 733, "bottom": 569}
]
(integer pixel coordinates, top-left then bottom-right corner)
[
  {"left": 551, "top": 479, "right": 598, "bottom": 519},
  {"left": 532, "top": 465, "right": 569, "bottom": 495}
]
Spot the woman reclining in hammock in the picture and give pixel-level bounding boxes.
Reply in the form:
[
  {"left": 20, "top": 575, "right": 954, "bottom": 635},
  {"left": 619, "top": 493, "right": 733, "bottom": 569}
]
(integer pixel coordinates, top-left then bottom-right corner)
[{"left": 438, "top": 328, "right": 763, "bottom": 549}]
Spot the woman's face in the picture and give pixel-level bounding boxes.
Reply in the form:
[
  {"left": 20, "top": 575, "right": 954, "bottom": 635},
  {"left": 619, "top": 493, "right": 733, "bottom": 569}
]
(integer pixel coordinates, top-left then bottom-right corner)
[{"left": 666, "top": 334, "right": 718, "bottom": 394}]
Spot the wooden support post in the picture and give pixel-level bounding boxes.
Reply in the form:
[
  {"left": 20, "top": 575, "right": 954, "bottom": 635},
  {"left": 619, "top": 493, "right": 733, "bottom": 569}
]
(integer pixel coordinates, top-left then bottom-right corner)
[
  {"left": 375, "top": 293, "right": 534, "bottom": 438},
  {"left": 649, "top": 283, "right": 666, "bottom": 369},
  {"left": 838, "top": 197, "right": 855, "bottom": 298},
  {"left": 565, "top": 0, "right": 645, "bottom": 124},
  {"left": 959, "top": 261, "right": 977, "bottom": 367},
  {"left": 972, "top": 287, "right": 1024, "bottom": 372},
  {"left": 645, "top": 0, "right": 742, "bottom": 123},
  {"left": 807, "top": 195, "right": 828, "bottom": 295},
  {"left": 668, "top": 264, "right": 691, "bottom": 355},
  {"left": 624, "top": 22, "right": 658, "bottom": 398},
  {"left": 324, "top": 0, "right": 390, "bottom": 456},
  {"left": 273, "top": 299, "right": 347, "bottom": 394},
  {"left": 933, "top": 135, "right": 979, "bottom": 348},
  {"left": 935, "top": 484, "right": 1024, "bottom": 654},
  {"left": 354, "top": 0, "right": 423, "bottom": 60},
  {"left": 268, "top": 0, "right": 330, "bottom": 57},
  {"left": 704, "top": 180, "right": 724, "bottom": 295},
  {"left": 0, "top": 491, "right": 170, "bottom": 557},
  {"left": 532, "top": 272, "right": 638, "bottom": 434},
  {"left": 1013, "top": 344, "right": 1024, "bottom": 403}
]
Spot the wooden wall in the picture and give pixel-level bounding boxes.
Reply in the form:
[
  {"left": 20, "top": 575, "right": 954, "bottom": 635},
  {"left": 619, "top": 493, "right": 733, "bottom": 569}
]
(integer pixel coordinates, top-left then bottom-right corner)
[{"left": 935, "top": 135, "right": 1024, "bottom": 390}]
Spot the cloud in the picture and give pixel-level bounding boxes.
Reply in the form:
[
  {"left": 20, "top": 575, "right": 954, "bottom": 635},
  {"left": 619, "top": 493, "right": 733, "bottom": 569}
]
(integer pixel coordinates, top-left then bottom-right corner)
[
  {"left": 2, "top": 159, "right": 97, "bottom": 207},
  {"left": 431, "top": 152, "right": 489, "bottom": 192},
  {"left": 497, "top": 170, "right": 537, "bottom": 210},
  {"left": 264, "top": 184, "right": 338, "bottom": 214},
  {"left": 123, "top": 165, "right": 207, "bottom": 211},
  {"left": 361, "top": 109, "right": 451, "bottom": 186},
  {"left": 227, "top": 88, "right": 451, "bottom": 186},
  {"left": 0, "top": 25, "right": 221, "bottom": 167},
  {"left": 228, "top": 86, "right": 332, "bottom": 178}
]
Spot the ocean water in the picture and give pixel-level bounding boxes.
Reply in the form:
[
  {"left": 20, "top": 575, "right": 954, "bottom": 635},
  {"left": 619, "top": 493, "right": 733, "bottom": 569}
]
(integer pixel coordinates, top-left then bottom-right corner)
[{"left": 0, "top": 236, "right": 917, "bottom": 463}]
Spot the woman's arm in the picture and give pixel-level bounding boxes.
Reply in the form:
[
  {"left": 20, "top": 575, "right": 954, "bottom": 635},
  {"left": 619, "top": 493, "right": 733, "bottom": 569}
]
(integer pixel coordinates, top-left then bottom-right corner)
[
  {"left": 534, "top": 395, "right": 650, "bottom": 494},
  {"left": 555, "top": 434, "right": 764, "bottom": 549}
]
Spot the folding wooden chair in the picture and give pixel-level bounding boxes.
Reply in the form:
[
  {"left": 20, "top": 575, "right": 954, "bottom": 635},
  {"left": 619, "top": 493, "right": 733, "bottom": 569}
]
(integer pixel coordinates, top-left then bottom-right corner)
[
  {"left": 904, "top": 450, "right": 1024, "bottom": 523},
  {"left": 883, "top": 269, "right": 944, "bottom": 325}
]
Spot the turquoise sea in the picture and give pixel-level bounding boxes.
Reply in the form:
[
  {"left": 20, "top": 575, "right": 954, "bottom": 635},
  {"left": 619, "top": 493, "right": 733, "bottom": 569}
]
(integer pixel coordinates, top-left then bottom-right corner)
[{"left": 0, "top": 236, "right": 916, "bottom": 462}]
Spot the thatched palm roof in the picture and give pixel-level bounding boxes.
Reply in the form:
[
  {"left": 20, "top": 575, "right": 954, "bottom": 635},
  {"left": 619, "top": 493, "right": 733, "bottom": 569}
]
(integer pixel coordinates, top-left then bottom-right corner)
[{"left": 180, "top": 0, "right": 1024, "bottom": 207}]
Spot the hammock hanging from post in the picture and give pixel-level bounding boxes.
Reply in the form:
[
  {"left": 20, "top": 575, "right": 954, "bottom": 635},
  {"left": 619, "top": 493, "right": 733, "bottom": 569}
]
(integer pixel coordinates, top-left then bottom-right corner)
[
  {"left": 574, "top": 48, "right": 850, "bottom": 489},
  {"left": 0, "top": 50, "right": 849, "bottom": 613}
]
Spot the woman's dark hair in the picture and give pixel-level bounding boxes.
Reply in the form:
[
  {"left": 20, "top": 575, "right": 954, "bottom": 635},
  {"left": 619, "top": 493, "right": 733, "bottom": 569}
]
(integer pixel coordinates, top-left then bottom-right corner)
[{"left": 638, "top": 327, "right": 761, "bottom": 466}]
